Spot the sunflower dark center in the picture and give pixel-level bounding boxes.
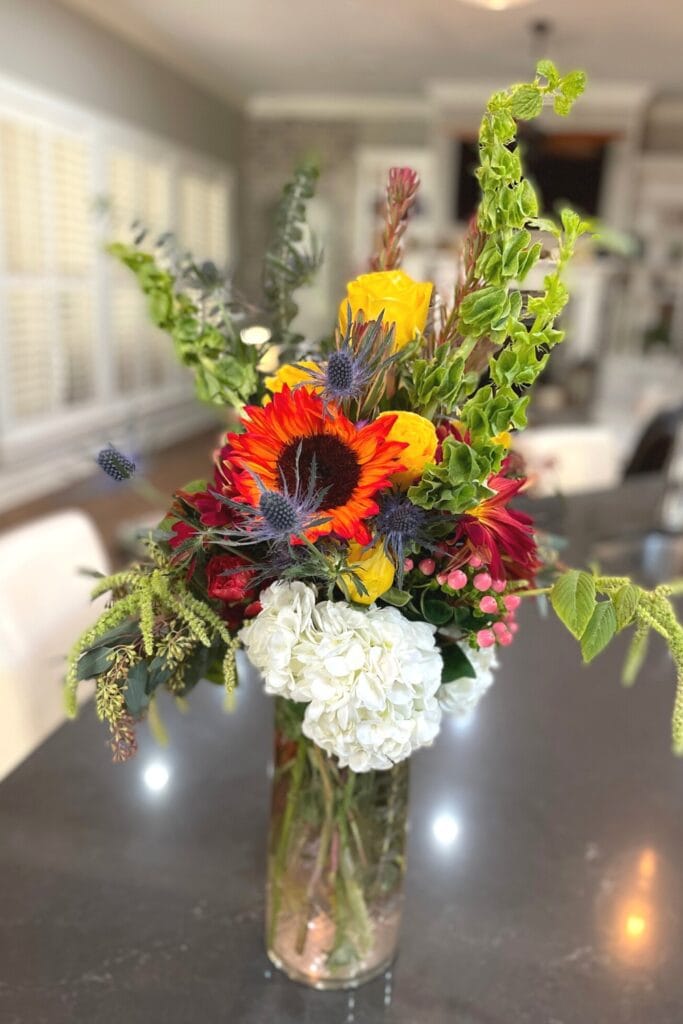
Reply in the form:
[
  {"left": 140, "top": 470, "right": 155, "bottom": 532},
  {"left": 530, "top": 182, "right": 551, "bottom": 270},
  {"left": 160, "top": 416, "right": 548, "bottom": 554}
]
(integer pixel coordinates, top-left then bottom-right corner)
[
  {"left": 326, "top": 350, "right": 355, "bottom": 394},
  {"left": 277, "top": 434, "right": 361, "bottom": 510},
  {"left": 259, "top": 491, "right": 300, "bottom": 533}
]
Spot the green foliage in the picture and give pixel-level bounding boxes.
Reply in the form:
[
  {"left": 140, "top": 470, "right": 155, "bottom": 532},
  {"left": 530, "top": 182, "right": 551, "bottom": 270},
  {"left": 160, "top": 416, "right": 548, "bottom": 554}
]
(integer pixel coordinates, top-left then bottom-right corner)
[
  {"left": 108, "top": 242, "right": 259, "bottom": 408},
  {"left": 410, "top": 61, "right": 591, "bottom": 514},
  {"left": 550, "top": 570, "right": 596, "bottom": 640},
  {"left": 440, "top": 643, "right": 477, "bottom": 684},
  {"left": 262, "top": 157, "right": 322, "bottom": 353},
  {"left": 65, "top": 542, "right": 239, "bottom": 761},
  {"left": 402, "top": 343, "right": 471, "bottom": 419},
  {"left": 542, "top": 572, "right": 683, "bottom": 754}
]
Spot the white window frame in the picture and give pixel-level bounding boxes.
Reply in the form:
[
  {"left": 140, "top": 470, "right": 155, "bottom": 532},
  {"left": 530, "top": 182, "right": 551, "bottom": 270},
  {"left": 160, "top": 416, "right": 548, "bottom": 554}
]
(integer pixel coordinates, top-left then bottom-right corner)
[{"left": 0, "top": 72, "right": 235, "bottom": 475}]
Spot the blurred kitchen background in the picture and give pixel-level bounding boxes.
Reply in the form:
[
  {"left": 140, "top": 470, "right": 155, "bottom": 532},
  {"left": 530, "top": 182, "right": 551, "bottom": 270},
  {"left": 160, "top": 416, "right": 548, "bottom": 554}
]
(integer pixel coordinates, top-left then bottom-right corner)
[{"left": 0, "top": 0, "right": 682, "bottom": 777}]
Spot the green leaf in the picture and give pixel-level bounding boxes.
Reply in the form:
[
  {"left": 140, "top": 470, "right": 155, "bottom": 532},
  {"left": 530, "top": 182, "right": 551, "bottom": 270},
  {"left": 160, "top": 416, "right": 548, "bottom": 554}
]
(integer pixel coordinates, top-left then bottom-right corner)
[
  {"left": 76, "top": 646, "right": 115, "bottom": 681},
  {"left": 420, "top": 592, "right": 454, "bottom": 627},
  {"left": 124, "top": 662, "right": 150, "bottom": 715},
  {"left": 581, "top": 601, "right": 617, "bottom": 662},
  {"left": 613, "top": 584, "right": 640, "bottom": 632},
  {"left": 511, "top": 85, "right": 543, "bottom": 120},
  {"left": 550, "top": 570, "right": 596, "bottom": 639},
  {"left": 441, "top": 644, "right": 477, "bottom": 683},
  {"left": 381, "top": 587, "right": 412, "bottom": 608},
  {"left": 536, "top": 59, "right": 560, "bottom": 87}
]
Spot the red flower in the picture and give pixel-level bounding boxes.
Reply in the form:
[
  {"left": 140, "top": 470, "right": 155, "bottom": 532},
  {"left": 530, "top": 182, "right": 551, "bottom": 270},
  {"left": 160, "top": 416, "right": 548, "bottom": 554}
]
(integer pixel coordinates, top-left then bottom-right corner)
[
  {"left": 169, "top": 520, "right": 199, "bottom": 550},
  {"left": 206, "top": 554, "right": 257, "bottom": 604},
  {"left": 450, "top": 472, "right": 540, "bottom": 582}
]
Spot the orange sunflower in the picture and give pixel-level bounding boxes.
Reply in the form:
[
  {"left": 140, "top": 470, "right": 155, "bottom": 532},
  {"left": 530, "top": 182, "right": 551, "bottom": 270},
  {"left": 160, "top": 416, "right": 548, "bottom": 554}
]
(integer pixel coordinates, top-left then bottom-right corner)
[{"left": 227, "top": 386, "right": 406, "bottom": 543}]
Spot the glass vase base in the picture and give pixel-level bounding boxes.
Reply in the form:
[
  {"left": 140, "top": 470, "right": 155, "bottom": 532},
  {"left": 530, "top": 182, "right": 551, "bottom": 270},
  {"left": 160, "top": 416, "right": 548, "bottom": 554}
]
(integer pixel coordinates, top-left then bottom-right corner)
[{"left": 267, "top": 946, "right": 396, "bottom": 991}]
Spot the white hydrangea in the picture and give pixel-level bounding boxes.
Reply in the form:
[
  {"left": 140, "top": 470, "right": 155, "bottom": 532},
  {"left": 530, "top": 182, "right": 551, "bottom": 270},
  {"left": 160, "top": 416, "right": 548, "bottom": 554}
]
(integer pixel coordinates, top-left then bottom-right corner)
[
  {"left": 238, "top": 580, "right": 318, "bottom": 702},
  {"left": 437, "top": 642, "right": 498, "bottom": 717},
  {"left": 239, "top": 582, "right": 444, "bottom": 772}
]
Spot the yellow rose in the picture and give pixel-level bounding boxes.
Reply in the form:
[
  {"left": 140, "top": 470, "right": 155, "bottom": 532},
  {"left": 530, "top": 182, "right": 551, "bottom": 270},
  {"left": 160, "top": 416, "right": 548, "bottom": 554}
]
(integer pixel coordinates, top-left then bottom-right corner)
[
  {"left": 341, "top": 540, "right": 395, "bottom": 605},
  {"left": 376, "top": 410, "right": 438, "bottom": 488},
  {"left": 263, "top": 361, "right": 320, "bottom": 394},
  {"left": 339, "top": 269, "right": 432, "bottom": 351}
]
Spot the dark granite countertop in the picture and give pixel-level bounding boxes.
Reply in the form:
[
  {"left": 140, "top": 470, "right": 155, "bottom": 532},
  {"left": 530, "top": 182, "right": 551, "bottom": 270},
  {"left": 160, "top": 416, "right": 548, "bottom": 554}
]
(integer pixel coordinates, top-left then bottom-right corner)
[{"left": 1, "top": 518, "right": 682, "bottom": 1023}]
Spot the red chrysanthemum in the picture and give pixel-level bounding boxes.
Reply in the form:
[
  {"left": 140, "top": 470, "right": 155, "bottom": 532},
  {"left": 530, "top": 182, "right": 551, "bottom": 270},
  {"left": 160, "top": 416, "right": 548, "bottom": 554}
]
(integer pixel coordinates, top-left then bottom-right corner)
[
  {"left": 227, "top": 386, "right": 406, "bottom": 543},
  {"left": 450, "top": 472, "right": 540, "bottom": 582}
]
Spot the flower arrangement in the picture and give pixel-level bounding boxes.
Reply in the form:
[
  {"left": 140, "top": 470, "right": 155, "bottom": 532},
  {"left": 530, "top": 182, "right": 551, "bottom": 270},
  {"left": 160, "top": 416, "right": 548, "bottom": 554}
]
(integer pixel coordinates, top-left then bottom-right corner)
[{"left": 65, "top": 62, "right": 683, "bottom": 987}]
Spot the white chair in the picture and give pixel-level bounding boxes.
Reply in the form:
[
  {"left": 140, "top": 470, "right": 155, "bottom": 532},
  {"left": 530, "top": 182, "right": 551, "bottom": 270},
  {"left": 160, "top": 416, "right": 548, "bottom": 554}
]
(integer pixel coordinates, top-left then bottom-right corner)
[{"left": 0, "top": 510, "right": 110, "bottom": 780}]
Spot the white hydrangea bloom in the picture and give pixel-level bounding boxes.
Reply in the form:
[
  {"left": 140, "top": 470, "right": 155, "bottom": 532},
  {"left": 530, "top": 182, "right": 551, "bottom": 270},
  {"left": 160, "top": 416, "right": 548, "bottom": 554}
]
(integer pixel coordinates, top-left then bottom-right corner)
[
  {"left": 238, "top": 580, "right": 317, "bottom": 702},
  {"left": 437, "top": 643, "right": 498, "bottom": 717},
  {"left": 239, "top": 583, "right": 444, "bottom": 772}
]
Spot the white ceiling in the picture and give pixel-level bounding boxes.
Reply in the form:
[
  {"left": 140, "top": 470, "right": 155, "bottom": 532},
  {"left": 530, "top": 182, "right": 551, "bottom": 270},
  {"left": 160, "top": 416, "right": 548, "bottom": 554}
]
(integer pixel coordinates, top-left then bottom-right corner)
[{"left": 62, "top": 0, "right": 683, "bottom": 107}]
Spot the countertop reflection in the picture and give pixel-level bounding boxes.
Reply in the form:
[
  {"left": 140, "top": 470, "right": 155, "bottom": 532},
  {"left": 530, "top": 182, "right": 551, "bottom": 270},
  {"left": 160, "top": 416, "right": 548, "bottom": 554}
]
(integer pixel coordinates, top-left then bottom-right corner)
[{"left": 1, "top": 539, "right": 683, "bottom": 1022}]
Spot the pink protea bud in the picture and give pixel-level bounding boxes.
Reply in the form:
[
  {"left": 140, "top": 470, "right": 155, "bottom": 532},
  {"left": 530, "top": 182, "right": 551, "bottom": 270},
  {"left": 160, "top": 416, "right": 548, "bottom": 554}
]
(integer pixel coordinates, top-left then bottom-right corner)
[
  {"left": 476, "top": 628, "right": 496, "bottom": 649},
  {"left": 403, "top": 557, "right": 414, "bottom": 572},
  {"left": 492, "top": 578, "right": 506, "bottom": 594},
  {"left": 388, "top": 166, "right": 420, "bottom": 203},
  {"left": 419, "top": 558, "right": 436, "bottom": 576},
  {"left": 469, "top": 554, "right": 484, "bottom": 568},
  {"left": 473, "top": 572, "right": 492, "bottom": 592},
  {"left": 479, "top": 595, "right": 498, "bottom": 614},
  {"left": 504, "top": 594, "right": 521, "bottom": 612},
  {"left": 447, "top": 569, "right": 468, "bottom": 590}
]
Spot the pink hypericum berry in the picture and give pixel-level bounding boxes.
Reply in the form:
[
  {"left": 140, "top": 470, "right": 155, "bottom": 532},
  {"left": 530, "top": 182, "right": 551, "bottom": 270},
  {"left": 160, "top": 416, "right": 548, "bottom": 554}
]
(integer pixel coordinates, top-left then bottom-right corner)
[
  {"left": 493, "top": 621, "right": 508, "bottom": 638},
  {"left": 419, "top": 558, "right": 436, "bottom": 576},
  {"left": 504, "top": 594, "right": 521, "bottom": 612},
  {"left": 509, "top": 621, "right": 519, "bottom": 635},
  {"left": 498, "top": 629, "right": 513, "bottom": 646},
  {"left": 479, "top": 595, "right": 498, "bottom": 614},
  {"left": 469, "top": 554, "right": 484, "bottom": 568},
  {"left": 476, "top": 628, "right": 496, "bottom": 648},
  {"left": 403, "top": 557, "right": 414, "bottom": 572},
  {"left": 473, "top": 572, "right": 492, "bottom": 592},
  {"left": 447, "top": 569, "right": 468, "bottom": 590},
  {"left": 492, "top": 578, "right": 506, "bottom": 593},
  {"left": 436, "top": 572, "right": 448, "bottom": 586}
]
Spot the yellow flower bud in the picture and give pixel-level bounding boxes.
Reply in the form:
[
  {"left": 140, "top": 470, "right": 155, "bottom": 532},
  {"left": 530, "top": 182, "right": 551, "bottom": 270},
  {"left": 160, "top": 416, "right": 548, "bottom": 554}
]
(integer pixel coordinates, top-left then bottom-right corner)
[
  {"left": 342, "top": 540, "right": 395, "bottom": 605},
  {"left": 376, "top": 410, "right": 438, "bottom": 488},
  {"left": 339, "top": 269, "right": 432, "bottom": 351},
  {"left": 263, "top": 361, "right": 320, "bottom": 400},
  {"left": 491, "top": 430, "right": 512, "bottom": 449}
]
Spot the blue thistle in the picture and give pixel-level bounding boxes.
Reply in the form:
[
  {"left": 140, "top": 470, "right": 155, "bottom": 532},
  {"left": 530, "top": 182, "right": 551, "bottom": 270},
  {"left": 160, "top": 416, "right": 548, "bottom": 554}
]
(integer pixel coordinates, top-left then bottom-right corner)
[
  {"left": 211, "top": 443, "right": 331, "bottom": 546},
  {"left": 374, "top": 491, "right": 431, "bottom": 586},
  {"left": 96, "top": 445, "right": 136, "bottom": 482},
  {"left": 298, "top": 308, "right": 401, "bottom": 407}
]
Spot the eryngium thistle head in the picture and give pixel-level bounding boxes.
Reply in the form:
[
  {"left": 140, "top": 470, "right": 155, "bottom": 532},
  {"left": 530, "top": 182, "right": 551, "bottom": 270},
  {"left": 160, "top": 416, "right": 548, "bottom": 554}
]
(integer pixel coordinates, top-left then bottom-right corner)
[
  {"left": 259, "top": 491, "right": 301, "bottom": 534},
  {"left": 96, "top": 446, "right": 136, "bottom": 481}
]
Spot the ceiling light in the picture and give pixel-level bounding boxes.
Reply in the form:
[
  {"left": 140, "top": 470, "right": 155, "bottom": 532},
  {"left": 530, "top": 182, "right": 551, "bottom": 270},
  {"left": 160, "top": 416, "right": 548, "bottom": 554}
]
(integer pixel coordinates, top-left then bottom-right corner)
[{"left": 457, "top": 0, "right": 542, "bottom": 9}]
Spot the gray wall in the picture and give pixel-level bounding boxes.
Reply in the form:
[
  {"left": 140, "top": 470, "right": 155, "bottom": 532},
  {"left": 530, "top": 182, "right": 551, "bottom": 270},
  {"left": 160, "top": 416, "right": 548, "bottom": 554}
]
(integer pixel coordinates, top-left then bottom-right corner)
[{"left": 0, "top": 0, "right": 242, "bottom": 163}]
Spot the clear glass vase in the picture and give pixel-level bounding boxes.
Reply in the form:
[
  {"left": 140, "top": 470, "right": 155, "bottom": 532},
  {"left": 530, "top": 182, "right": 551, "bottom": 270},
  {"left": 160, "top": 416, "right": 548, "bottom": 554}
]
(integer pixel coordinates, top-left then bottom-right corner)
[{"left": 266, "top": 698, "right": 409, "bottom": 989}]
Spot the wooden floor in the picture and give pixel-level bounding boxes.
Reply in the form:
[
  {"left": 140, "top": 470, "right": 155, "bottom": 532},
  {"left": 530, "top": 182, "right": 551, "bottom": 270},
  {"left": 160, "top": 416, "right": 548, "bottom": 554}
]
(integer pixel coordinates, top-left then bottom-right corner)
[{"left": 0, "top": 428, "right": 221, "bottom": 564}]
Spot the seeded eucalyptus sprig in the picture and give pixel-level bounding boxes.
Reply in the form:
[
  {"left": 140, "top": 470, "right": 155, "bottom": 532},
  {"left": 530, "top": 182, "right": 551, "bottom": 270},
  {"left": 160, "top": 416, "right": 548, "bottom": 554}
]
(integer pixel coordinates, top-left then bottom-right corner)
[
  {"left": 409, "top": 61, "right": 590, "bottom": 514},
  {"left": 109, "top": 236, "right": 260, "bottom": 408},
  {"left": 262, "top": 157, "right": 323, "bottom": 354}
]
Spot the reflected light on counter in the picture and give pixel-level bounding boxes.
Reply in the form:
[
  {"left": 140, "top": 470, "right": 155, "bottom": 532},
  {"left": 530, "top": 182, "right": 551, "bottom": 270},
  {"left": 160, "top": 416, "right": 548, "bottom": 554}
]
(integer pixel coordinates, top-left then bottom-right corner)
[
  {"left": 143, "top": 761, "right": 170, "bottom": 792},
  {"left": 638, "top": 848, "right": 657, "bottom": 882},
  {"left": 432, "top": 812, "right": 461, "bottom": 848},
  {"left": 625, "top": 912, "right": 647, "bottom": 940}
]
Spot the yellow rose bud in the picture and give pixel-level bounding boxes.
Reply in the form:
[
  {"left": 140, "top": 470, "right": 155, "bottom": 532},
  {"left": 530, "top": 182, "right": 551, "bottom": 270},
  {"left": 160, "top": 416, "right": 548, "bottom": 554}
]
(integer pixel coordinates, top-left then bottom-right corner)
[
  {"left": 342, "top": 540, "right": 395, "bottom": 605},
  {"left": 339, "top": 269, "right": 432, "bottom": 351},
  {"left": 263, "top": 361, "right": 320, "bottom": 394},
  {"left": 376, "top": 410, "right": 438, "bottom": 488}
]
